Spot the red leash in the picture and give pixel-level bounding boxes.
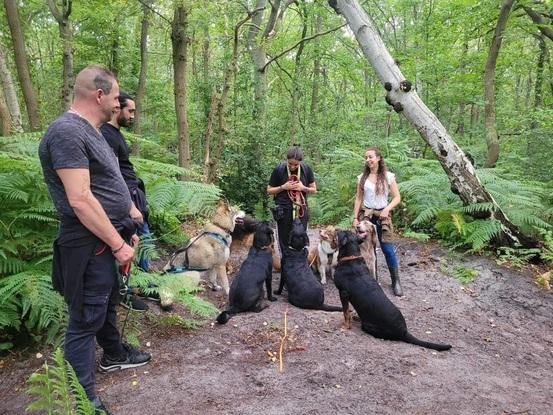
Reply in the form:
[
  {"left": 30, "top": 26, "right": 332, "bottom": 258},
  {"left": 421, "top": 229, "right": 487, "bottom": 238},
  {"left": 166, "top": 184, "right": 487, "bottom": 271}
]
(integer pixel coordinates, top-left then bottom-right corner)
[{"left": 287, "top": 174, "right": 306, "bottom": 219}]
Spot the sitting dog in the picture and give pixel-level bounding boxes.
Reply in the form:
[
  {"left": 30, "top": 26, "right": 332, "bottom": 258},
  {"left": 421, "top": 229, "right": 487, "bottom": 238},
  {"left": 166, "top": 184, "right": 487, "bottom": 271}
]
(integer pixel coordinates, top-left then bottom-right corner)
[
  {"left": 230, "top": 213, "right": 281, "bottom": 273},
  {"left": 217, "top": 221, "right": 277, "bottom": 324},
  {"left": 275, "top": 219, "right": 341, "bottom": 312},
  {"left": 164, "top": 200, "right": 240, "bottom": 295},
  {"left": 333, "top": 230, "right": 451, "bottom": 351},
  {"left": 307, "top": 225, "right": 338, "bottom": 285},
  {"left": 356, "top": 219, "right": 378, "bottom": 280}
]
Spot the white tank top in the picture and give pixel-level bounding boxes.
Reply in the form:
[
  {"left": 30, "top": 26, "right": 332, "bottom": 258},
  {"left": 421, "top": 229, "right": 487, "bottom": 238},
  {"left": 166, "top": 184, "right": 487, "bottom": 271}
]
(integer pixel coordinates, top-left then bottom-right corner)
[{"left": 358, "top": 171, "right": 396, "bottom": 210}]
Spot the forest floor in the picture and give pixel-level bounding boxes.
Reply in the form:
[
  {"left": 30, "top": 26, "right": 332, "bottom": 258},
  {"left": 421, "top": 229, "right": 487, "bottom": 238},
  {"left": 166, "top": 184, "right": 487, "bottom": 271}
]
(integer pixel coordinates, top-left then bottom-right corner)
[{"left": 1, "top": 227, "right": 552, "bottom": 415}]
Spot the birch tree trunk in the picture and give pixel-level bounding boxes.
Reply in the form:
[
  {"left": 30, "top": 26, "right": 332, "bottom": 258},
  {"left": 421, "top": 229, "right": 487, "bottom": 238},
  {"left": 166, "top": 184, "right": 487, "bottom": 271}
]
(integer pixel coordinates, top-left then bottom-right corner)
[
  {"left": 133, "top": 0, "right": 151, "bottom": 139},
  {"left": 483, "top": 0, "right": 514, "bottom": 168},
  {"left": 328, "top": 0, "right": 536, "bottom": 248},
  {"left": 4, "top": 0, "right": 41, "bottom": 131},
  {"left": 0, "top": 43, "right": 23, "bottom": 133},
  {"left": 172, "top": 3, "right": 191, "bottom": 173},
  {"left": 47, "top": 0, "right": 74, "bottom": 113}
]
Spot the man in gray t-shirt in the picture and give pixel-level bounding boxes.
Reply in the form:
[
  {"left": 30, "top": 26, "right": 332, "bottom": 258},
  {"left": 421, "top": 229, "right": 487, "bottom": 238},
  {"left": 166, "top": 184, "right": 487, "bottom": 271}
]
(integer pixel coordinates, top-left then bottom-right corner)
[{"left": 39, "top": 65, "right": 150, "bottom": 414}]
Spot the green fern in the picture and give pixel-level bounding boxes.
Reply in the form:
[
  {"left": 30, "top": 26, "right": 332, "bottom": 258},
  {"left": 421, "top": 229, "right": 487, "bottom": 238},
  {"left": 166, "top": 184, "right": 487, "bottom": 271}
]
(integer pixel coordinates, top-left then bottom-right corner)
[{"left": 26, "top": 348, "right": 96, "bottom": 414}]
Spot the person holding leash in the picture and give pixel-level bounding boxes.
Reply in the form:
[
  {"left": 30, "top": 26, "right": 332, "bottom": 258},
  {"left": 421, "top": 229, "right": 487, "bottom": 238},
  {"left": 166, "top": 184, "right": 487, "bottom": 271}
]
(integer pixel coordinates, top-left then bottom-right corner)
[
  {"left": 267, "top": 144, "right": 317, "bottom": 255},
  {"left": 39, "top": 65, "right": 150, "bottom": 415},
  {"left": 352, "top": 146, "right": 403, "bottom": 296}
]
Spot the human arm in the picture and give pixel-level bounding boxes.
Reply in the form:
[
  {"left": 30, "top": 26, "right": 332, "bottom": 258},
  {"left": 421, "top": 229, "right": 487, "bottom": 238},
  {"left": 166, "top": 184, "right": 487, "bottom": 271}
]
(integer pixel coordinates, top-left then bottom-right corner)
[
  {"left": 378, "top": 179, "right": 401, "bottom": 220},
  {"left": 57, "top": 168, "right": 135, "bottom": 264},
  {"left": 267, "top": 180, "right": 295, "bottom": 195},
  {"left": 129, "top": 202, "right": 143, "bottom": 224},
  {"left": 352, "top": 183, "right": 363, "bottom": 227}
]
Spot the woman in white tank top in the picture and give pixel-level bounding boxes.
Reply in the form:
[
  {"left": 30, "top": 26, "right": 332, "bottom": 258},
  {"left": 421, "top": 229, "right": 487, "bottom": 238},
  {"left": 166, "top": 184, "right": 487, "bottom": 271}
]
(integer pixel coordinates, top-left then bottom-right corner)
[{"left": 352, "top": 147, "right": 403, "bottom": 296}]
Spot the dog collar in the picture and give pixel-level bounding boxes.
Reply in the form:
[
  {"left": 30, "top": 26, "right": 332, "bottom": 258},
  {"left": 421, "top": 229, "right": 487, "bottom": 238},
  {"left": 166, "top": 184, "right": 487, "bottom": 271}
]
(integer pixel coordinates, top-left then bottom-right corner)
[{"left": 338, "top": 255, "right": 363, "bottom": 263}]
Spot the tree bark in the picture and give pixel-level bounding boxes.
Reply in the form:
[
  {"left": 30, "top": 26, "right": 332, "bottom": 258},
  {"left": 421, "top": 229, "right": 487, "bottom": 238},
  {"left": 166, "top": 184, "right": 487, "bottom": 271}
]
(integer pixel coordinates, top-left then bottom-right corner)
[
  {"left": 47, "top": 0, "right": 74, "bottom": 113},
  {"left": 133, "top": 0, "right": 152, "bottom": 139},
  {"left": 0, "top": 86, "right": 11, "bottom": 135},
  {"left": 4, "top": 0, "right": 41, "bottom": 131},
  {"left": 483, "top": 0, "right": 514, "bottom": 168},
  {"left": 523, "top": 6, "right": 553, "bottom": 42},
  {"left": 0, "top": 43, "right": 23, "bottom": 133},
  {"left": 172, "top": 3, "right": 191, "bottom": 173},
  {"left": 328, "top": 0, "right": 537, "bottom": 248},
  {"left": 203, "top": 86, "right": 217, "bottom": 181},
  {"left": 289, "top": 1, "right": 308, "bottom": 139}
]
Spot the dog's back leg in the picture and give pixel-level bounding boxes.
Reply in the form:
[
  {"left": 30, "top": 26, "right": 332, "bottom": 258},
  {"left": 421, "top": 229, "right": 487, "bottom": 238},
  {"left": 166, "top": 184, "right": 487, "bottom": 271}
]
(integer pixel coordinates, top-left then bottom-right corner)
[
  {"left": 208, "top": 268, "right": 222, "bottom": 292},
  {"left": 215, "top": 264, "right": 229, "bottom": 296}
]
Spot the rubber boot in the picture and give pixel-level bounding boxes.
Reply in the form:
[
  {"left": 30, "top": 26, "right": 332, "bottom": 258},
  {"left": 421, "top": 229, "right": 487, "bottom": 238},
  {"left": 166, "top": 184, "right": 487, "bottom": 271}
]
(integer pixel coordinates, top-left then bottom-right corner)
[{"left": 389, "top": 267, "right": 403, "bottom": 297}]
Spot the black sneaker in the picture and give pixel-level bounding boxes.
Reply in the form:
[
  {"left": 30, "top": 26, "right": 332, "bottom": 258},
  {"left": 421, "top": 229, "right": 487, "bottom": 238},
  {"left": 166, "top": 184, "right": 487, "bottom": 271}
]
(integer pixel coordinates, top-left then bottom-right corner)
[
  {"left": 120, "top": 295, "right": 149, "bottom": 311},
  {"left": 99, "top": 343, "right": 151, "bottom": 373},
  {"left": 91, "top": 397, "right": 112, "bottom": 415}
]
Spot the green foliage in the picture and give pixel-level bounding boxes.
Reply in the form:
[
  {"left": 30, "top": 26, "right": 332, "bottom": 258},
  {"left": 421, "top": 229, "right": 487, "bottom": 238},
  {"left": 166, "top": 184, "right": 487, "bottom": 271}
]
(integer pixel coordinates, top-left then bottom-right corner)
[
  {"left": 451, "top": 266, "right": 479, "bottom": 284},
  {"left": 496, "top": 246, "right": 542, "bottom": 268},
  {"left": 27, "top": 348, "right": 96, "bottom": 414}
]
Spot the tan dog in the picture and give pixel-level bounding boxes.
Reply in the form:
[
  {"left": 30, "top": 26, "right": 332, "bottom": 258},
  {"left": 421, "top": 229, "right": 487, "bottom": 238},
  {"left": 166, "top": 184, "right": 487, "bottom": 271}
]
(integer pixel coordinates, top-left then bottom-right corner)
[
  {"left": 356, "top": 219, "right": 378, "bottom": 280},
  {"left": 164, "top": 201, "right": 240, "bottom": 295},
  {"left": 307, "top": 225, "right": 338, "bottom": 284}
]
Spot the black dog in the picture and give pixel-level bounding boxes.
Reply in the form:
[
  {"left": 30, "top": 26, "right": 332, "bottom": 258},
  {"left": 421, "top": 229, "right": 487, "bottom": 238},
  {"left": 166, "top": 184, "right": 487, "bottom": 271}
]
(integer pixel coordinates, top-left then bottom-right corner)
[
  {"left": 333, "top": 230, "right": 451, "bottom": 351},
  {"left": 275, "top": 219, "right": 341, "bottom": 312},
  {"left": 217, "top": 221, "right": 276, "bottom": 324}
]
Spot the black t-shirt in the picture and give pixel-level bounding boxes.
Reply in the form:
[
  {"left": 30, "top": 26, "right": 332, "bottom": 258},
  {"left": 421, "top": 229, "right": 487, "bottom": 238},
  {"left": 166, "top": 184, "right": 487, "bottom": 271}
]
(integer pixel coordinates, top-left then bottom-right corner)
[
  {"left": 269, "top": 161, "right": 315, "bottom": 208},
  {"left": 39, "top": 112, "right": 132, "bottom": 243},
  {"left": 100, "top": 123, "right": 140, "bottom": 189}
]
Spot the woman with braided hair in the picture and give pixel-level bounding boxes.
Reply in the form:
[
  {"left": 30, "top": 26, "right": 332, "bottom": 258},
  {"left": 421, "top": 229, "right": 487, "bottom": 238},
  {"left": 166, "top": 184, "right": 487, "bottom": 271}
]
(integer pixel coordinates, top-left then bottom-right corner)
[
  {"left": 352, "top": 146, "right": 403, "bottom": 296},
  {"left": 267, "top": 145, "right": 317, "bottom": 255}
]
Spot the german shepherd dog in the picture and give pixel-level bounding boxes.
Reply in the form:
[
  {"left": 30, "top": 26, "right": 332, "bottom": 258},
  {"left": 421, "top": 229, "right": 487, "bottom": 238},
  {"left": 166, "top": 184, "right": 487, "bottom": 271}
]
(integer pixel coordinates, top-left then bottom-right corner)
[
  {"left": 356, "top": 219, "right": 378, "bottom": 280},
  {"left": 275, "top": 220, "right": 341, "bottom": 312},
  {"left": 216, "top": 221, "right": 276, "bottom": 324},
  {"left": 333, "top": 230, "right": 451, "bottom": 351},
  {"left": 307, "top": 225, "right": 338, "bottom": 285},
  {"left": 164, "top": 201, "right": 240, "bottom": 295}
]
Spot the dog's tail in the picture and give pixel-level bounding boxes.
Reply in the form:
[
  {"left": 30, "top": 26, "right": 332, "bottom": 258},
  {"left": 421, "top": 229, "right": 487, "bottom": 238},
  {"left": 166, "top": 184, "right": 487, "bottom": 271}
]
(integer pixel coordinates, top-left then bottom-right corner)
[
  {"left": 216, "top": 307, "right": 238, "bottom": 324},
  {"left": 404, "top": 332, "right": 452, "bottom": 351},
  {"left": 318, "top": 303, "right": 343, "bottom": 312}
]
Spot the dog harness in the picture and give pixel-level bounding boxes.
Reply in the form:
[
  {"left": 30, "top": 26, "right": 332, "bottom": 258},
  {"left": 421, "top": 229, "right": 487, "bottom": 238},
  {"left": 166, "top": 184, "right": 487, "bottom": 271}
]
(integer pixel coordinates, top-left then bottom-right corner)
[{"left": 166, "top": 230, "right": 230, "bottom": 273}]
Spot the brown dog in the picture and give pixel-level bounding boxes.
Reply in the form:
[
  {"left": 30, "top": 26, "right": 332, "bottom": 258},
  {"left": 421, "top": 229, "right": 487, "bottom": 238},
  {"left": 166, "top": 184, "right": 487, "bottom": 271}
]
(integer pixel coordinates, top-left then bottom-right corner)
[
  {"left": 307, "top": 225, "right": 338, "bottom": 284},
  {"left": 164, "top": 201, "right": 240, "bottom": 295},
  {"left": 356, "top": 219, "right": 378, "bottom": 280}
]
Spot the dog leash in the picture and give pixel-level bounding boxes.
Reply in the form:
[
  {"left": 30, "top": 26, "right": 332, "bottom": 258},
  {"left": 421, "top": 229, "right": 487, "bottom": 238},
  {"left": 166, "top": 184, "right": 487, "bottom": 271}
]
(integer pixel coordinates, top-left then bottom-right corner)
[
  {"left": 287, "top": 164, "right": 306, "bottom": 220},
  {"left": 337, "top": 255, "right": 363, "bottom": 264}
]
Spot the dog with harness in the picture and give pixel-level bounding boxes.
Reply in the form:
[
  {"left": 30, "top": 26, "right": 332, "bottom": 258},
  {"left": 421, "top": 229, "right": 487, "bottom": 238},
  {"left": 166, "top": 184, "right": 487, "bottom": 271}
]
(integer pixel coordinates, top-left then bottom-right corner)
[{"left": 163, "top": 201, "right": 240, "bottom": 298}]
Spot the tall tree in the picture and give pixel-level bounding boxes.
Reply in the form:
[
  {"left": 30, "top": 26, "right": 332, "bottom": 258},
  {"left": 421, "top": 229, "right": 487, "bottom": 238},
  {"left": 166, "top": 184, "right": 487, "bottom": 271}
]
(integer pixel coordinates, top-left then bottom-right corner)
[
  {"left": 133, "top": 0, "right": 152, "bottom": 139},
  {"left": 172, "top": 2, "right": 191, "bottom": 171},
  {"left": 3, "top": 0, "right": 41, "bottom": 131},
  {"left": 0, "top": 85, "right": 11, "bottom": 135},
  {"left": 483, "top": 0, "right": 515, "bottom": 168},
  {"left": 47, "top": 0, "right": 74, "bottom": 112},
  {"left": 0, "top": 43, "right": 23, "bottom": 133},
  {"left": 328, "top": 0, "right": 537, "bottom": 248}
]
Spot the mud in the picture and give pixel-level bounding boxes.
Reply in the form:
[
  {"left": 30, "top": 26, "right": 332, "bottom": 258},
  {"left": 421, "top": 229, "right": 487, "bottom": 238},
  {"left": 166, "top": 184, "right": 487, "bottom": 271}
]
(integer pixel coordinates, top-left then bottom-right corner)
[{"left": 1, "top": 230, "right": 552, "bottom": 415}]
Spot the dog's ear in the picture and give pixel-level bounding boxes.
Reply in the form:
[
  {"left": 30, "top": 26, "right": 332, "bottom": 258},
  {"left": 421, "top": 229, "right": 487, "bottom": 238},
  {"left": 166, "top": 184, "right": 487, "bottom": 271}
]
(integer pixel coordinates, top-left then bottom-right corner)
[{"left": 370, "top": 223, "right": 378, "bottom": 247}]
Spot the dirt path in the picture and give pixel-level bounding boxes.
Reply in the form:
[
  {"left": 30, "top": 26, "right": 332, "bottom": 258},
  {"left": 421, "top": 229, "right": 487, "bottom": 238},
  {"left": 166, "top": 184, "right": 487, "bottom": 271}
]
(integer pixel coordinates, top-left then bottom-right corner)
[{"left": 1, "top": 230, "right": 552, "bottom": 415}]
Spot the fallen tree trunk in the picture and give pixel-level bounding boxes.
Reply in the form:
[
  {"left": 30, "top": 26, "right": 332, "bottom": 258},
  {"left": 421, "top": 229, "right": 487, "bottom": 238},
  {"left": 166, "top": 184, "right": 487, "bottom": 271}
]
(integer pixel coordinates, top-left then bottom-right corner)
[{"left": 328, "top": 0, "right": 538, "bottom": 248}]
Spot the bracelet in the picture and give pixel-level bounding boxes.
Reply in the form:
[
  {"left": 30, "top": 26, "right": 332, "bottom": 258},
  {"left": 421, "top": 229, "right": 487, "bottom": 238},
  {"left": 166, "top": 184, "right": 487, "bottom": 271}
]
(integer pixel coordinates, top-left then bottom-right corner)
[{"left": 112, "top": 241, "right": 125, "bottom": 254}]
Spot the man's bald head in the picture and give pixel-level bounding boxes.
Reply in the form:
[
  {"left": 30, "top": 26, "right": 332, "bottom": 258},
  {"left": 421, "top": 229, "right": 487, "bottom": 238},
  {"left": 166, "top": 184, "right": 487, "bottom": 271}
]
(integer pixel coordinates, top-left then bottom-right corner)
[{"left": 74, "top": 65, "right": 116, "bottom": 98}]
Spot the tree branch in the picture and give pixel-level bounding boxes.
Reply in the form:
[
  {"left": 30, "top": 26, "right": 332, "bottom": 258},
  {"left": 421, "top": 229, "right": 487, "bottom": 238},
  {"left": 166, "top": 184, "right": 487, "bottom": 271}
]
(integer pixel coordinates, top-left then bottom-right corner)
[
  {"left": 523, "top": 5, "right": 553, "bottom": 41},
  {"left": 260, "top": 23, "right": 346, "bottom": 72},
  {"left": 136, "top": 0, "right": 172, "bottom": 25}
]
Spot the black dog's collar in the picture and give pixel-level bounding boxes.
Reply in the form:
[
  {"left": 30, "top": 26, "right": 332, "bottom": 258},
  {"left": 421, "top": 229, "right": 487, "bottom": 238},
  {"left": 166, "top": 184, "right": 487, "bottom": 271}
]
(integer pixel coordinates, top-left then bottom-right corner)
[{"left": 338, "top": 255, "right": 363, "bottom": 263}]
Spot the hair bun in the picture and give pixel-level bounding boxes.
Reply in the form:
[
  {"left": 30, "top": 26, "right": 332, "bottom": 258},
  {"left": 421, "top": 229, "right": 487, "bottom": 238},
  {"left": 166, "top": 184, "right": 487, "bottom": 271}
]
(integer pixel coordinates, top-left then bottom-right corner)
[{"left": 292, "top": 143, "right": 300, "bottom": 147}]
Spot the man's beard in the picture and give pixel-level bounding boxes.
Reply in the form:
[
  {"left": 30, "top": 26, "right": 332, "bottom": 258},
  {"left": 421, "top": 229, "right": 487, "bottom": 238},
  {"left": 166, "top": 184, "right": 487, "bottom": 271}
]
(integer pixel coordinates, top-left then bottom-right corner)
[{"left": 118, "top": 115, "right": 132, "bottom": 128}]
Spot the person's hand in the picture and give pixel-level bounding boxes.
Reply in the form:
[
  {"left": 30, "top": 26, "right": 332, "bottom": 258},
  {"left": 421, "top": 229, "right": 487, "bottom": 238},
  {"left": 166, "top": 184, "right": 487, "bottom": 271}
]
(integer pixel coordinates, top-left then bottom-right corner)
[
  {"left": 379, "top": 209, "right": 390, "bottom": 219},
  {"left": 289, "top": 181, "right": 302, "bottom": 191},
  {"left": 130, "top": 234, "right": 140, "bottom": 247},
  {"left": 352, "top": 218, "right": 359, "bottom": 228},
  {"left": 113, "top": 242, "right": 135, "bottom": 265},
  {"left": 130, "top": 205, "right": 144, "bottom": 224}
]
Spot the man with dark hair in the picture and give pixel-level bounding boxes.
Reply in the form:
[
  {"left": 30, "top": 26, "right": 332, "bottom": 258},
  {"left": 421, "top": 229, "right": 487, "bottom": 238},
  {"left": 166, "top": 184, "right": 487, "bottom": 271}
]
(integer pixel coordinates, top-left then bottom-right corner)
[
  {"left": 39, "top": 65, "right": 151, "bottom": 415},
  {"left": 101, "top": 91, "right": 155, "bottom": 310}
]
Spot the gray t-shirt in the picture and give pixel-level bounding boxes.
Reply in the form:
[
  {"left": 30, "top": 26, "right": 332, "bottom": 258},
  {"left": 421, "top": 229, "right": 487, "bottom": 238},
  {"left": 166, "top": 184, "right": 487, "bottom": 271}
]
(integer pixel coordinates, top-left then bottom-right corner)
[{"left": 39, "top": 112, "right": 132, "bottom": 226}]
